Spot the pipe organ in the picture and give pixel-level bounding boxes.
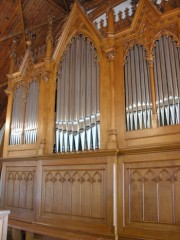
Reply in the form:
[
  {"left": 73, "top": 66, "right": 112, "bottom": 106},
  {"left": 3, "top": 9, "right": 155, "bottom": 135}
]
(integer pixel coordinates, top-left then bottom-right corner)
[
  {"left": 1, "top": 1, "right": 180, "bottom": 240},
  {"left": 124, "top": 36, "right": 180, "bottom": 131},
  {"left": 24, "top": 80, "right": 39, "bottom": 144},
  {"left": 55, "top": 35, "right": 100, "bottom": 153},
  {"left": 10, "top": 85, "right": 24, "bottom": 145},
  {"left": 153, "top": 36, "right": 180, "bottom": 126},
  {"left": 124, "top": 45, "right": 152, "bottom": 131},
  {"left": 10, "top": 80, "right": 39, "bottom": 145}
]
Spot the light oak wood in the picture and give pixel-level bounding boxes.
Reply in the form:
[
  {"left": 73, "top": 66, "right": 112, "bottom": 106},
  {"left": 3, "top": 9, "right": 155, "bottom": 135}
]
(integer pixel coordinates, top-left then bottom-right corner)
[{"left": 1, "top": 0, "right": 180, "bottom": 239}]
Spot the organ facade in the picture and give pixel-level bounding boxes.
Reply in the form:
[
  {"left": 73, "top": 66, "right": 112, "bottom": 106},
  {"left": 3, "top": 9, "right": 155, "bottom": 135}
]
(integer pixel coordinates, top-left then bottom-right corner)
[{"left": 1, "top": 0, "right": 180, "bottom": 239}]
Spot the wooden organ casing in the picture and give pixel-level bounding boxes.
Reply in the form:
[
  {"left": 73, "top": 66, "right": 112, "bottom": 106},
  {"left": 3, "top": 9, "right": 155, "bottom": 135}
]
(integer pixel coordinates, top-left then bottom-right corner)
[{"left": 1, "top": 0, "right": 180, "bottom": 239}]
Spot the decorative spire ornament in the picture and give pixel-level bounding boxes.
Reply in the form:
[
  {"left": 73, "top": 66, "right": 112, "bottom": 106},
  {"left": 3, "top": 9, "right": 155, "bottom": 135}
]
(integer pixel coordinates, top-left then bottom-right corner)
[
  {"left": 9, "top": 35, "right": 19, "bottom": 74},
  {"left": 46, "top": 14, "right": 55, "bottom": 59}
]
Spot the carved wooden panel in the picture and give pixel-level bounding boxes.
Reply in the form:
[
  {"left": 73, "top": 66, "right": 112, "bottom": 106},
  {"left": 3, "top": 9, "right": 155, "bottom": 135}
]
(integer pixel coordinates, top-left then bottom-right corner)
[
  {"left": 124, "top": 163, "right": 180, "bottom": 225},
  {"left": 114, "top": 4, "right": 137, "bottom": 32},
  {"left": 4, "top": 167, "right": 35, "bottom": 211},
  {"left": 41, "top": 165, "right": 107, "bottom": 222}
]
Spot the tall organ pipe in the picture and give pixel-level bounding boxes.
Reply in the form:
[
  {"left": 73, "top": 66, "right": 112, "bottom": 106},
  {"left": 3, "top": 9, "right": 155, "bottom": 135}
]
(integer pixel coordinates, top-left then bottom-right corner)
[
  {"left": 55, "top": 35, "right": 100, "bottom": 153},
  {"left": 10, "top": 86, "right": 24, "bottom": 145},
  {"left": 124, "top": 45, "right": 152, "bottom": 131},
  {"left": 153, "top": 36, "right": 180, "bottom": 126},
  {"left": 10, "top": 80, "right": 39, "bottom": 145},
  {"left": 24, "top": 80, "right": 39, "bottom": 144}
]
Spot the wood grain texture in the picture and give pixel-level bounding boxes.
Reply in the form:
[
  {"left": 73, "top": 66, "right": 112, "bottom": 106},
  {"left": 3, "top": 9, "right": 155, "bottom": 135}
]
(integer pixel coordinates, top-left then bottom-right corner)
[
  {"left": 41, "top": 166, "right": 105, "bottom": 221},
  {"left": 118, "top": 151, "right": 180, "bottom": 240},
  {"left": 0, "top": 0, "right": 180, "bottom": 239},
  {"left": 0, "top": 156, "right": 113, "bottom": 239}
]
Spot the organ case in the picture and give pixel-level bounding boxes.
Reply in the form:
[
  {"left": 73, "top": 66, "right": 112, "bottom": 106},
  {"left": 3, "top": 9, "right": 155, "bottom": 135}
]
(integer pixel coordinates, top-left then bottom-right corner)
[{"left": 1, "top": 0, "right": 180, "bottom": 240}]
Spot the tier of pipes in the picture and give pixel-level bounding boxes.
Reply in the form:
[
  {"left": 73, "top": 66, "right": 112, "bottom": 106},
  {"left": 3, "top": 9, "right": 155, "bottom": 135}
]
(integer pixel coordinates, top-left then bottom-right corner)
[
  {"left": 56, "top": 35, "right": 100, "bottom": 153},
  {"left": 124, "top": 45, "right": 152, "bottom": 131},
  {"left": 10, "top": 86, "right": 24, "bottom": 145},
  {"left": 125, "top": 36, "right": 180, "bottom": 131},
  {"left": 24, "top": 81, "right": 39, "bottom": 144},
  {"left": 10, "top": 80, "right": 39, "bottom": 145},
  {"left": 154, "top": 36, "right": 180, "bottom": 126}
]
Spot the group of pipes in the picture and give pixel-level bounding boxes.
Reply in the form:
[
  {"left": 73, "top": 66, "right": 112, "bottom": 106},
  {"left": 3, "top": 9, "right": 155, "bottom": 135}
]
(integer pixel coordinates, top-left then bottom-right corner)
[
  {"left": 10, "top": 35, "right": 179, "bottom": 147},
  {"left": 125, "top": 45, "right": 152, "bottom": 131},
  {"left": 10, "top": 81, "right": 39, "bottom": 145},
  {"left": 10, "top": 86, "right": 24, "bottom": 145},
  {"left": 55, "top": 35, "right": 100, "bottom": 153},
  {"left": 23, "top": 81, "right": 39, "bottom": 144},
  {"left": 125, "top": 36, "right": 180, "bottom": 131},
  {"left": 154, "top": 36, "right": 180, "bottom": 126}
]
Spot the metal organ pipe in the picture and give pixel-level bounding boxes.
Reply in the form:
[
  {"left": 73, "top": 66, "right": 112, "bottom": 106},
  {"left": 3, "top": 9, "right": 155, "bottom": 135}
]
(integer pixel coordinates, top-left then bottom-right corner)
[
  {"left": 124, "top": 45, "right": 152, "bottom": 131},
  {"left": 153, "top": 36, "right": 180, "bottom": 126},
  {"left": 10, "top": 86, "right": 24, "bottom": 145},
  {"left": 55, "top": 35, "right": 100, "bottom": 153},
  {"left": 24, "top": 80, "right": 39, "bottom": 144},
  {"left": 10, "top": 80, "right": 39, "bottom": 145}
]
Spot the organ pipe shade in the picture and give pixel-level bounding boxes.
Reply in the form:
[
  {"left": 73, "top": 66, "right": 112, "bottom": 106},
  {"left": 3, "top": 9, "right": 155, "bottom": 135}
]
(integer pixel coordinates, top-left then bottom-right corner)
[
  {"left": 124, "top": 45, "right": 152, "bottom": 131},
  {"left": 24, "top": 80, "right": 39, "bottom": 144},
  {"left": 10, "top": 80, "right": 39, "bottom": 145},
  {"left": 10, "top": 85, "right": 24, "bottom": 145},
  {"left": 153, "top": 36, "right": 180, "bottom": 126},
  {"left": 56, "top": 35, "right": 100, "bottom": 153}
]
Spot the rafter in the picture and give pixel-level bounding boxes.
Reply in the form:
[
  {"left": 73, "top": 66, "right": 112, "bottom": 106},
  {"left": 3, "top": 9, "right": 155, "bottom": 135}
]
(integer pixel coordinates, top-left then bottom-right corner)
[
  {"left": 46, "top": 0, "right": 68, "bottom": 14},
  {"left": 0, "top": 17, "right": 63, "bottom": 43},
  {"left": 0, "top": 82, "right": 8, "bottom": 89},
  {"left": 86, "top": 0, "right": 126, "bottom": 20},
  {"left": 83, "top": 0, "right": 105, "bottom": 11}
]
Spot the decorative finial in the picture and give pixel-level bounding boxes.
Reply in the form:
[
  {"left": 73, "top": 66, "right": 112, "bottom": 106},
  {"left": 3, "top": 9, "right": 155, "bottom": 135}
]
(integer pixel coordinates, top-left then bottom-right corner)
[
  {"left": 46, "top": 14, "right": 55, "bottom": 59},
  {"left": 107, "top": 0, "right": 115, "bottom": 35},
  {"left": 25, "top": 29, "right": 36, "bottom": 48},
  {"left": 9, "top": 35, "right": 19, "bottom": 73}
]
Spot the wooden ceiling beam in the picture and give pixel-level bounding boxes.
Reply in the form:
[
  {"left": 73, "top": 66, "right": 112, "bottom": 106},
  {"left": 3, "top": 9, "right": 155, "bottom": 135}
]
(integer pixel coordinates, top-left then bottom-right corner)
[
  {"left": 46, "top": 0, "right": 68, "bottom": 14},
  {"left": 83, "top": 0, "right": 105, "bottom": 10},
  {"left": 0, "top": 32, "right": 23, "bottom": 43},
  {"left": 0, "top": 81, "right": 8, "bottom": 89},
  {"left": 83, "top": 0, "right": 125, "bottom": 9},
  {"left": 86, "top": 0, "right": 126, "bottom": 20},
  {"left": 0, "top": 17, "right": 63, "bottom": 43}
]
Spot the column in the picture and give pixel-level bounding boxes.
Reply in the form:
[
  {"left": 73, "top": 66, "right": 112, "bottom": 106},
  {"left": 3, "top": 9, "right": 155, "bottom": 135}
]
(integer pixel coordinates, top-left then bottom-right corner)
[{"left": 147, "top": 54, "right": 158, "bottom": 128}]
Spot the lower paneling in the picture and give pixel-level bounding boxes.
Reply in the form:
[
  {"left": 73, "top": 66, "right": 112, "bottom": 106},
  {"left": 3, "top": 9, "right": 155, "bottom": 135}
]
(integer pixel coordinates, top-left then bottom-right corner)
[
  {"left": 0, "top": 155, "right": 114, "bottom": 239},
  {"left": 1, "top": 163, "right": 37, "bottom": 221},
  {"left": 41, "top": 165, "right": 106, "bottom": 220},
  {"left": 3, "top": 150, "right": 180, "bottom": 240},
  {"left": 118, "top": 151, "right": 180, "bottom": 240}
]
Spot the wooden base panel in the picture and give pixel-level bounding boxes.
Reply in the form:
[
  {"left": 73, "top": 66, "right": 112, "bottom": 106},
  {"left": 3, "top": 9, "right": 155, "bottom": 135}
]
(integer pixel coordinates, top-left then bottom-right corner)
[{"left": 9, "top": 219, "right": 114, "bottom": 240}]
